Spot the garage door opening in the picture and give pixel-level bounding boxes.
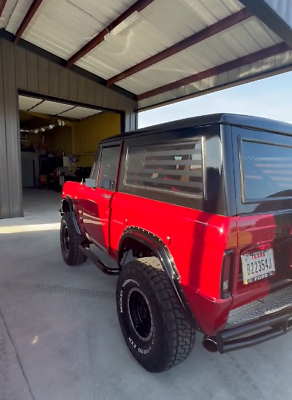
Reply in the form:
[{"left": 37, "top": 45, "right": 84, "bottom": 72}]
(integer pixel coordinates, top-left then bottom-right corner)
[{"left": 19, "top": 95, "right": 121, "bottom": 199}]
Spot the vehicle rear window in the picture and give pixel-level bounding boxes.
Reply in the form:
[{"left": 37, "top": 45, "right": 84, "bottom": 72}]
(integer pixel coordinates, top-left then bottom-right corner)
[
  {"left": 124, "top": 140, "right": 204, "bottom": 198},
  {"left": 241, "top": 140, "right": 292, "bottom": 201}
]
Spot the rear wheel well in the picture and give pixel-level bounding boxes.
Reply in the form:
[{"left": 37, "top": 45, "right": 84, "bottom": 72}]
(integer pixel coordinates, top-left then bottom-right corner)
[
  {"left": 118, "top": 233, "right": 198, "bottom": 330},
  {"left": 118, "top": 237, "right": 155, "bottom": 266}
]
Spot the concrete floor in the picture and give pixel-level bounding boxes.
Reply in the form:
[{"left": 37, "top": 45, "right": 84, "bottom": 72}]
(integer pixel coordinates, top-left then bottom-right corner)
[{"left": 0, "top": 189, "right": 291, "bottom": 400}]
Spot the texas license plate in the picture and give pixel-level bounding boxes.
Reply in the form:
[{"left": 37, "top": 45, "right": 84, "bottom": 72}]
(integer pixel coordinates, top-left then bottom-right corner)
[{"left": 241, "top": 249, "right": 276, "bottom": 285}]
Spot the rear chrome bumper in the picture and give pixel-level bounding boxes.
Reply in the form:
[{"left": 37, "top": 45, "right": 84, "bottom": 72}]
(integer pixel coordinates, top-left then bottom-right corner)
[{"left": 216, "top": 284, "right": 292, "bottom": 353}]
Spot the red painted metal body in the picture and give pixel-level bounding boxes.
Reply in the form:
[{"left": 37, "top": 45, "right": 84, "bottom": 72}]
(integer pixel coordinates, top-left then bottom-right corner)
[{"left": 63, "top": 181, "right": 292, "bottom": 336}]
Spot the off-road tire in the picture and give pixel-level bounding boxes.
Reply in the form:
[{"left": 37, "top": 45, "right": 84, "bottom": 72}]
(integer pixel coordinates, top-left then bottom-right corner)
[
  {"left": 116, "top": 257, "right": 196, "bottom": 372},
  {"left": 60, "top": 213, "right": 87, "bottom": 265}
]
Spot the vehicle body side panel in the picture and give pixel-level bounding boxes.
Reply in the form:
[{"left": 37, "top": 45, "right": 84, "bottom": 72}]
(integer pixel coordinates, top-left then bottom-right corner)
[
  {"left": 110, "top": 192, "right": 237, "bottom": 335},
  {"left": 81, "top": 186, "right": 113, "bottom": 250},
  {"left": 62, "top": 181, "right": 85, "bottom": 230}
]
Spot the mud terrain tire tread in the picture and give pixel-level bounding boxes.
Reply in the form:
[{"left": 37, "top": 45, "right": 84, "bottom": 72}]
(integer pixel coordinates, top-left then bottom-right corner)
[{"left": 116, "top": 256, "right": 196, "bottom": 372}]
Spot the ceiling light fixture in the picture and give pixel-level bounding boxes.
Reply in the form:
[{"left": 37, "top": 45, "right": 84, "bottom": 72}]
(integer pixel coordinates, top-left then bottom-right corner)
[
  {"left": 104, "top": 11, "right": 140, "bottom": 41},
  {"left": 20, "top": 120, "right": 66, "bottom": 135}
]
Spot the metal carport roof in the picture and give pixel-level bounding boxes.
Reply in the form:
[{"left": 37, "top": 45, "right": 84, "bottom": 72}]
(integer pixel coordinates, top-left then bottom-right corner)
[{"left": 0, "top": 0, "right": 291, "bottom": 111}]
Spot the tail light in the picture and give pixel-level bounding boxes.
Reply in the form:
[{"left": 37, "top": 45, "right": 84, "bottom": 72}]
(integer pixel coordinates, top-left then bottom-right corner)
[{"left": 221, "top": 250, "right": 234, "bottom": 299}]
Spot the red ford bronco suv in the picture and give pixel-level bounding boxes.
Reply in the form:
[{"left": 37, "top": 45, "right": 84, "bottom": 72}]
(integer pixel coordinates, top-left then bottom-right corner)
[{"left": 60, "top": 114, "right": 292, "bottom": 372}]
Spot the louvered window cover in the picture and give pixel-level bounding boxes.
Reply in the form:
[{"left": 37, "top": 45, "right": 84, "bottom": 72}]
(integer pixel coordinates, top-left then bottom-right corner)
[
  {"left": 125, "top": 140, "right": 203, "bottom": 198},
  {"left": 242, "top": 140, "right": 292, "bottom": 201}
]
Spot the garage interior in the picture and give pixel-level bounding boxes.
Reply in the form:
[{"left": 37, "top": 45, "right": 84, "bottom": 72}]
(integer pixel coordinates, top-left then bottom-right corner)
[
  {"left": 1, "top": 0, "right": 292, "bottom": 399},
  {"left": 19, "top": 95, "right": 120, "bottom": 195}
]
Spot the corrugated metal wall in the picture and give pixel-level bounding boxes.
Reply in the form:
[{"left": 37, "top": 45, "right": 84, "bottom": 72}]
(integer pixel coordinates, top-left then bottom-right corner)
[
  {"left": 73, "top": 112, "right": 120, "bottom": 167},
  {"left": 0, "top": 39, "right": 22, "bottom": 218},
  {"left": 13, "top": 41, "right": 137, "bottom": 132},
  {"left": 0, "top": 38, "right": 137, "bottom": 218}
]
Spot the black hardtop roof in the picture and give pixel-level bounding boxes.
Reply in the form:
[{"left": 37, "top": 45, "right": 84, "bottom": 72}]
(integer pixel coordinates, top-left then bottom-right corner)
[{"left": 100, "top": 113, "right": 292, "bottom": 144}]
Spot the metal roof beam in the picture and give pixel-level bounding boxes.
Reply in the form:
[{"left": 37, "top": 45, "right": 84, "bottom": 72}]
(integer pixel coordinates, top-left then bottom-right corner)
[
  {"left": 106, "top": 8, "right": 253, "bottom": 87},
  {"left": 137, "top": 42, "right": 290, "bottom": 101},
  {"left": 66, "top": 0, "right": 155, "bottom": 68},
  {"left": 14, "top": 0, "right": 44, "bottom": 44},
  {"left": 0, "top": 0, "right": 8, "bottom": 18},
  {"left": 239, "top": 0, "right": 292, "bottom": 48}
]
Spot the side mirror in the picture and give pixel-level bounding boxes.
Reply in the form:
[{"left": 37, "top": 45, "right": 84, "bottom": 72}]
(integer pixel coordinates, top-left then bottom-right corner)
[{"left": 85, "top": 178, "right": 96, "bottom": 189}]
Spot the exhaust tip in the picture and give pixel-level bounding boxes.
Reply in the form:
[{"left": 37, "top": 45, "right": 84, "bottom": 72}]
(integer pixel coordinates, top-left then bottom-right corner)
[{"left": 202, "top": 335, "right": 218, "bottom": 353}]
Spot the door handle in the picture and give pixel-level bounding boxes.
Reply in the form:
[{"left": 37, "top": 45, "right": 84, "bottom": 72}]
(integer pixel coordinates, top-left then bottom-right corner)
[{"left": 101, "top": 193, "right": 111, "bottom": 199}]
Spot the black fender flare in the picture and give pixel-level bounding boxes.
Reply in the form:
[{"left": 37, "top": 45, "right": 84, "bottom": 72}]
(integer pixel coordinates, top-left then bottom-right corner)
[
  {"left": 60, "top": 195, "right": 75, "bottom": 213},
  {"left": 60, "top": 196, "right": 81, "bottom": 235},
  {"left": 118, "top": 226, "right": 199, "bottom": 329}
]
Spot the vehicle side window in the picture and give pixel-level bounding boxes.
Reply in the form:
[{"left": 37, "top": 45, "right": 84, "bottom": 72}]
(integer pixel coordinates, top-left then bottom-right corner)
[
  {"left": 91, "top": 161, "right": 99, "bottom": 181},
  {"left": 241, "top": 140, "right": 292, "bottom": 201},
  {"left": 97, "top": 146, "right": 121, "bottom": 191},
  {"left": 124, "top": 140, "right": 203, "bottom": 198}
]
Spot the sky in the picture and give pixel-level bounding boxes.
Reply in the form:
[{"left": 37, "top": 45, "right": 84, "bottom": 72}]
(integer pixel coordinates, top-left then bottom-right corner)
[{"left": 138, "top": 71, "right": 292, "bottom": 128}]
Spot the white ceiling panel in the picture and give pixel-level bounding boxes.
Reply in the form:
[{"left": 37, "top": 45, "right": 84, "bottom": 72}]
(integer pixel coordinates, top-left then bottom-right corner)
[
  {"left": 76, "top": 0, "right": 244, "bottom": 80},
  {"left": 118, "top": 17, "right": 281, "bottom": 95},
  {"left": 18, "top": 96, "right": 102, "bottom": 119},
  {"left": 0, "top": 0, "right": 18, "bottom": 29},
  {"left": 58, "top": 107, "right": 101, "bottom": 119},
  {"left": 30, "top": 101, "right": 73, "bottom": 115},
  {"left": 4, "top": 0, "right": 292, "bottom": 112},
  {"left": 5, "top": 0, "right": 34, "bottom": 32},
  {"left": 18, "top": 95, "right": 42, "bottom": 111},
  {"left": 6, "top": 0, "right": 136, "bottom": 59}
]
